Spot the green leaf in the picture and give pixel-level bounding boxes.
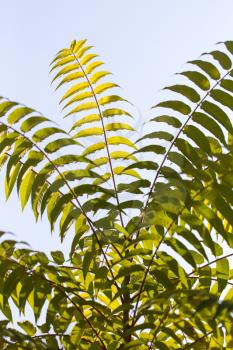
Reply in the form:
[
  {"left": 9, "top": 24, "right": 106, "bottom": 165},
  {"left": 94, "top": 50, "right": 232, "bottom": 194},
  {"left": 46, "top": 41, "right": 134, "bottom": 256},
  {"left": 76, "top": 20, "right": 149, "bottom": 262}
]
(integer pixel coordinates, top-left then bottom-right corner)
[
  {"left": 7, "top": 107, "right": 34, "bottom": 124},
  {"left": 150, "top": 115, "right": 182, "bottom": 128},
  {"left": 135, "top": 145, "right": 166, "bottom": 155},
  {"left": 0, "top": 101, "right": 18, "bottom": 116},
  {"left": 65, "top": 102, "right": 97, "bottom": 117},
  {"left": 220, "top": 79, "right": 233, "bottom": 93},
  {"left": 18, "top": 321, "right": 36, "bottom": 336},
  {"left": 20, "top": 116, "right": 49, "bottom": 132},
  {"left": 216, "top": 258, "right": 229, "bottom": 293},
  {"left": 154, "top": 100, "right": 191, "bottom": 115},
  {"left": 184, "top": 125, "right": 211, "bottom": 154},
  {"left": 82, "top": 142, "right": 105, "bottom": 155},
  {"left": 210, "top": 89, "right": 233, "bottom": 111},
  {"left": 19, "top": 170, "right": 36, "bottom": 209},
  {"left": 137, "top": 131, "right": 173, "bottom": 143},
  {"left": 180, "top": 71, "right": 210, "bottom": 90},
  {"left": 124, "top": 161, "right": 158, "bottom": 171},
  {"left": 32, "top": 127, "right": 66, "bottom": 142},
  {"left": 188, "top": 59, "right": 220, "bottom": 80},
  {"left": 71, "top": 114, "right": 100, "bottom": 129},
  {"left": 201, "top": 100, "right": 233, "bottom": 134},
  {"left": 204, "top": 50, "right": 232, "bottom": 70},
  {"left": 164, "top": 84, "right": 200, "bottom": 102},
  {"left": 45, "top": 138, "right": 79, "bottom": 153},
  {"left": 51, "top": 250, "right": 65, "bottom": 265},
  {"left": 192, "top": 112, "right": 226, "bottom": 145}
]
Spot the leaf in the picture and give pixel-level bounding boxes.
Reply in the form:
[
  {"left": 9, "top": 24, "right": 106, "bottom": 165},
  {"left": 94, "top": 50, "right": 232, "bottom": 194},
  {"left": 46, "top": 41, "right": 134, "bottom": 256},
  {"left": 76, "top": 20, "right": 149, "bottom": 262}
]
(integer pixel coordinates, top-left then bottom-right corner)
[
  {"left": 135, "top": 145, "right": 166, "bottom": 155},
  {"left": 51, "top": 251, "right": 65, "bottom": 265},
  {"left": 19, "top": 170, "right": 36, "bottom": 209},
  {"left": 180, "top": 71, "right": 210, "bottom": 90},
  {"left": 98, "top": 95, "right": 127, "bottom": 106},
  {"left": 5, "top": 163, "right": 21, "bottom": 199},
  {"left": 137, "top": 131, "right": 173, "bottom": 143},
  {"left": 0, "top": 101, "right": 18, "bottom": 116},
  {"left": 154, "top": 100, "right": 191, "bottom": 115},
  {"left": 60, "top": 82, "right": 89, "bottom": 102},
  {"left": 188, "top": 59, "right": 220, "bottom": 80},
  {"left": 44, "top": 138, "right": 79, "bottom": 153},
  {"left": 17, "top": 321, "right": 36, "bottom": 336},
  {"left": 124, "top": 161, "right": 158, "bottom": 171},
  {"left": 71, "top": 114, "right": 100, "bottom": 129},
  {"left": 20, "top": 116, "right": 49, "bottom": 132},
  {"left": 86, "top": 60, "right": 104, "bottom": 74},
  {"left": 204, "top": 50, "right": 232, "bottom": 70},
  {"left": 220, "top": 79, "right": 233, "bottom": 93},
  {"left": 107, "top": 136, "right": 136, "bottom": 149},
  {"left": 50, "top": 55, "right": 75, "bottom": 72},
  {"left": 192, "top": 112, "right": 226, "bottom": 145},
  {"left": 94, "top": 82, "right": 119, "bottom": 94},
  {"left": 201, "top": 100, "right": 233, "bottom": 134},
  {"left": 90, "top": 71, "right": 111, "bottom": 84},
  {"left": 65, "top": 102, "right": 97, "bottom": 117},
  {"left": 105, "top": 122, "right": 134, "bottom": 131},
  {"left": 210, "top": 89, "right": 233, "bottom": 111},
  {"left": 184, "top": 125, "right": 211, "bottom": 154},
  {"left": 51, "top": 63, "right": 80, "bottom": 83},
  {"left": 164, "top": 84, "right": 200, "bottom": 102},
  {"left": 82, "top": 142, "right": 105, "bottom": 155},
  {"left": 116, "top": 264, "right": 144, "bottom": 279},
  {"left": 7, "top": 107, "right": 34, "bottom": 124},
  {"left": 55, "top": 71, "right": 84, "bottom": 89},
  {"left": 110, "top": 151, "right": 137, "bottom": 161},
  {"left": 73, "top": 127, "right": 103, "bottom": 138},
  {"left": 216, "top": 258, "right": 229, "bottom": 293},
  {"left": 62, "top": 91, "right": 93, "bottom": 109},
  {"left": 32, "top": 127, "right": 66, "bottom": 142},
  {"left": 150, "top": 115, "right": 182, "bottom": 128},
  {"left": 102, "top": 108, "right": 132, "bottom": 118},
  {"left": 114, "top": 166, "right": 141, "bottom": 179}
]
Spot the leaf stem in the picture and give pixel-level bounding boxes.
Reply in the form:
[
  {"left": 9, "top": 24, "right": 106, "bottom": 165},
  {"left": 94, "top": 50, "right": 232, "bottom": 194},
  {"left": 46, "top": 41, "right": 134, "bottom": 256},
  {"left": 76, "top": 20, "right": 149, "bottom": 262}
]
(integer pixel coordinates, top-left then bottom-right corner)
[{"left": 70, "top": 49, "right": 124, "bottom": 228}]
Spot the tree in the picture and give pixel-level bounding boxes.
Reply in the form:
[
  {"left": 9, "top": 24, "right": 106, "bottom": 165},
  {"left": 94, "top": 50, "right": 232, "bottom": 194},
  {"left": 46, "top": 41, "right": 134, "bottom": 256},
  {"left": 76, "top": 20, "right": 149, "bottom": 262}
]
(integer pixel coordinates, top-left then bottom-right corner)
[{"left": 0, "top": 38, "right": 233, "bottom": 349}]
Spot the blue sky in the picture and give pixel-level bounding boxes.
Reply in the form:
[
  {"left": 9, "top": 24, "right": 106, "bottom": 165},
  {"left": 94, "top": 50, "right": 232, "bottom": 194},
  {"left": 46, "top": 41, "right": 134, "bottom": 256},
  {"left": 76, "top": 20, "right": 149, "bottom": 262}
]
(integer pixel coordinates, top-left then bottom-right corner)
[{"left": 1, "top": 0, "right": 233, "bottom": 252}]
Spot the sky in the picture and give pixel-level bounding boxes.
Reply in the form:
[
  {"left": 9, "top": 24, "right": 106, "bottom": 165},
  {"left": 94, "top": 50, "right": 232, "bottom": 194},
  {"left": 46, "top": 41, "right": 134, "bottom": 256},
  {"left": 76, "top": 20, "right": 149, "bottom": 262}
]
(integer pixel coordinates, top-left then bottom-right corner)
[{"left": 1, "top": 0, "right": 233, "bottom": 253}]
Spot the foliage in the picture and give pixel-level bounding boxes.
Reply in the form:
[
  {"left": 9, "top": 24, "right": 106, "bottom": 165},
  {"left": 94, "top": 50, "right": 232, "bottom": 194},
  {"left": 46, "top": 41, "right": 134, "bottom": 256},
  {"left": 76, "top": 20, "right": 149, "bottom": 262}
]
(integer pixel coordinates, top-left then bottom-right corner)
[{"left": 0, "top": 38, "right": 233, "bottom": 349}]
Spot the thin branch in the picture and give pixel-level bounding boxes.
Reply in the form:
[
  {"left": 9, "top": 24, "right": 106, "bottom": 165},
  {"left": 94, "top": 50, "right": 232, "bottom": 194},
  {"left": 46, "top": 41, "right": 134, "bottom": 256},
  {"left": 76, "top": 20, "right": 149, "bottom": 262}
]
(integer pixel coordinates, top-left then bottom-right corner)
[
  {"left": 183, "top": 330, "right": 213, "bottom": 349},
  {"left": 188, "top": 252, "right": 233, "bottom": 277},
  {"left": 52, "top": 282, "right": 107, "bottom": 349}
]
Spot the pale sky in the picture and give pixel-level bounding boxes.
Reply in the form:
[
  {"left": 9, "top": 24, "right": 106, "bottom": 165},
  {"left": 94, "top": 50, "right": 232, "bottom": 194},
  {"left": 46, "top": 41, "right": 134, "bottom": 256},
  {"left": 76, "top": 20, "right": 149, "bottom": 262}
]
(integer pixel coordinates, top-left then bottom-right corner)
[{"left": 1, "top": 0, "right": 233, "bottom": 253}]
